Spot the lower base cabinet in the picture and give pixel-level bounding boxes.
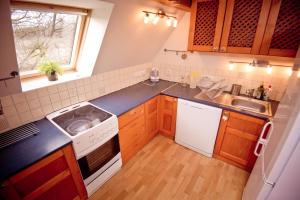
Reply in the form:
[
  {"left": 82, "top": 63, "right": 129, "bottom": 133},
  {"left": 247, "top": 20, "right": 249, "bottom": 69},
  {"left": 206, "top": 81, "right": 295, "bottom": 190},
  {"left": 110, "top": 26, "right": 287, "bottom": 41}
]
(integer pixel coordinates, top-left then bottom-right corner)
[
  {"left": 0, "top": 144, "right": 87, "bottom": 200},
  {"left": 118, "top": 96, "right": 160, "bottom": 164},
  {"left": 158, "top": 95, "right": 178, "bottom": 139},
  {"left": 214, "top": 110, "right": 266, "bottom": 171}
]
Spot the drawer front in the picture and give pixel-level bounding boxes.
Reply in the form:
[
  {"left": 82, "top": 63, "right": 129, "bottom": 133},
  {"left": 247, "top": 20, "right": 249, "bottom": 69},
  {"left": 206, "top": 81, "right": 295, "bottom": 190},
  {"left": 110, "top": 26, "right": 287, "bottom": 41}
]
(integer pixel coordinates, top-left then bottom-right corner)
[
  {"left": 118, "top": 104, "right": 144, "bottom": 129},
  {"left": 119, "top": 116, "right": 145, "bottom": 163},
  {"left": 13, "top": 156, "right": 68, "bottom": 197},
  {"left": 119, "top": 116, "right": 145, "bottom": 150}
]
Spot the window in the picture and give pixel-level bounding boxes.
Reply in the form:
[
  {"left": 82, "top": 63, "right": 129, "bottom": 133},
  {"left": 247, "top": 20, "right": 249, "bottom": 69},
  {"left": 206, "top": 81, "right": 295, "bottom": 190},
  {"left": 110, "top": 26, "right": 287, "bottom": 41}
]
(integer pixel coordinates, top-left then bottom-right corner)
[{"left": 10, "top": 2, "right": 89, "bottom": 78}]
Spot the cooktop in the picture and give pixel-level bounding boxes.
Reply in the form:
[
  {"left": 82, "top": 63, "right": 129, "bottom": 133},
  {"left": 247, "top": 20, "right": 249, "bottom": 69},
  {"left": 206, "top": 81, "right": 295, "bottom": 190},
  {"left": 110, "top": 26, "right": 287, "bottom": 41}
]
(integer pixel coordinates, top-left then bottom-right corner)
[{"left": 51, "top": 104, "right": 112, "bottom": 136}]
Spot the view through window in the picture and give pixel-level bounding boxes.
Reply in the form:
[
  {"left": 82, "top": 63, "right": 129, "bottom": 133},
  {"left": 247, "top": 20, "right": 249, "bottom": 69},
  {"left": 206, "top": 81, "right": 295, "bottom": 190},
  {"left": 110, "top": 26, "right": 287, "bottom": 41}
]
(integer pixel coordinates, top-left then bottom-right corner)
[{"left": 11, "top": 6, "right": 85, "bottom": 76}]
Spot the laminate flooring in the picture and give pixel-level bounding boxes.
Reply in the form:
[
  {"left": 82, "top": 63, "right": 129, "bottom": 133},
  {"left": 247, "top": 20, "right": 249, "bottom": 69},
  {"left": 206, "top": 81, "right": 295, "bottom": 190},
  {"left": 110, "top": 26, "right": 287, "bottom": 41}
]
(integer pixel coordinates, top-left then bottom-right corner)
[{"left": 90, "top": 135, "right": 249, "bottom": 200}]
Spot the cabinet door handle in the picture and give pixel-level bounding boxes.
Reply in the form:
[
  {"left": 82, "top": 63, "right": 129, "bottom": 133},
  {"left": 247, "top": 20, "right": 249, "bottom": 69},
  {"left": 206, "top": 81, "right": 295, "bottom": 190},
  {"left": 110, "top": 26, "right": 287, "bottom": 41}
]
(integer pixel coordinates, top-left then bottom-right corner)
[
  {"left": 222, "top": 112, "right": 229, "bottom": 121},
  {"left": 254, "top": 121, "right": 274, "bottom": 157},
  {"left": 190, "top": 105, "right": 203, "bottom": 110},
  {"left": 212, "top": 46, "right": 219, "bottom": 51},
  {"left": 220, "top": 47, "right": 226, "bottom": 52}
]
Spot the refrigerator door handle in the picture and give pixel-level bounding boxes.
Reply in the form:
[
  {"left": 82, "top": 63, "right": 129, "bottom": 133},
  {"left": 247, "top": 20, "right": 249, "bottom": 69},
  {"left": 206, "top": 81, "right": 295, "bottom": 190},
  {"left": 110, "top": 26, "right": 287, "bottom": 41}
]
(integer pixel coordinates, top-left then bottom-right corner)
[{"left": 254, "top": 121, "right": 274, "bottom": 157}]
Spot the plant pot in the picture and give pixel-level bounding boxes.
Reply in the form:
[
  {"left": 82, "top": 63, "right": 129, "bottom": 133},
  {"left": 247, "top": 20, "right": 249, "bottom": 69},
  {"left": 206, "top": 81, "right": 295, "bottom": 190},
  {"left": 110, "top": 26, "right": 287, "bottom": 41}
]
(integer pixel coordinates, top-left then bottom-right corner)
[{"left": 47, "top": 72, "right": 58, "bottom": 81}]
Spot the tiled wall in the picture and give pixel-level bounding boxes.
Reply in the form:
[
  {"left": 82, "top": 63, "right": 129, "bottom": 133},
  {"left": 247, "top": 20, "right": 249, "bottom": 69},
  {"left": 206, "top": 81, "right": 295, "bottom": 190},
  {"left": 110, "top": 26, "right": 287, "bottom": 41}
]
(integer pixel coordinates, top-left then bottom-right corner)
[
  {"left": 0, "top": 63, "right": 151, "bottom": 132},
  {"left": 0, "top": 61, "right": 292, "bottom": 132},
  {"left": 154, "top": 62, "right": 291, "bottom": 101}
]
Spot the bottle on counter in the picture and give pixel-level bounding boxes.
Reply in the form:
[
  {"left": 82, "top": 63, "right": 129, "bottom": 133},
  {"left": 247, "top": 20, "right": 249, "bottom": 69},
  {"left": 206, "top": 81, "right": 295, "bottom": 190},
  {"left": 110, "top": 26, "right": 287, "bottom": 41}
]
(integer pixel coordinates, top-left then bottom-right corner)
[
  {"left": 263, "top": 85, "right": 272, "bottom": 101},
  {"left": 255, "top": 82, "right": 265, "bottom": 100}
]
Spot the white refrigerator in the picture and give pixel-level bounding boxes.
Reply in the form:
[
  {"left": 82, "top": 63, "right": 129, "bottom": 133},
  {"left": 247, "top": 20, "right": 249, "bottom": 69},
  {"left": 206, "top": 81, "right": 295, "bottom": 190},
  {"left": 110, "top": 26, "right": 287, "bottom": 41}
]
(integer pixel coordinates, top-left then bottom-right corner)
[{"left": 243, "top": 71, "right": 300, "bottom": 200}]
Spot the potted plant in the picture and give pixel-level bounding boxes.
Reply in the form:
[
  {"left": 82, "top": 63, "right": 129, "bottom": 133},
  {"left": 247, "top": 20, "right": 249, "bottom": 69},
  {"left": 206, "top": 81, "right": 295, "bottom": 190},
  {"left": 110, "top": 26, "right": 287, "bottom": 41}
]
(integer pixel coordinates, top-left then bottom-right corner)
[{"left": 38, "top": 60, "right": 63, "bottom": 81}]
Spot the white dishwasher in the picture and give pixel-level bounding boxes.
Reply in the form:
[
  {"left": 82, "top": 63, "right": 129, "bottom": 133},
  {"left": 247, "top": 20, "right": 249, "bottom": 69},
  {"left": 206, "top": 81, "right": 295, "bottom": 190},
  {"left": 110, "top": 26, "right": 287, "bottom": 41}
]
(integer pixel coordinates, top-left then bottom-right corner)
[{"left": 175, "top": 98, "right": 222, "bottom": 157}]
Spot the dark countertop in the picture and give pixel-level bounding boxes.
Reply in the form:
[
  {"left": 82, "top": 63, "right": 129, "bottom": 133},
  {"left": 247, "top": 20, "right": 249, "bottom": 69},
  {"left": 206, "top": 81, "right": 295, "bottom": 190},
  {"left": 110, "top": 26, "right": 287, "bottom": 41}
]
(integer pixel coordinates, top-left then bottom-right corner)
[
  {"left": 0, "top": 79, "right": 279, "bottom": 180},
  {"left": 161, "top": 83, "right": 279, "bottom": 120},
  {"left": 90, "top": 80, "right": 175, "bottom": 116},
  {"left": 91, "top": 79, "right": 278, "bottom": 120},
  {"left": 0, "top": 119, "right": 71, "bottom": 180}
]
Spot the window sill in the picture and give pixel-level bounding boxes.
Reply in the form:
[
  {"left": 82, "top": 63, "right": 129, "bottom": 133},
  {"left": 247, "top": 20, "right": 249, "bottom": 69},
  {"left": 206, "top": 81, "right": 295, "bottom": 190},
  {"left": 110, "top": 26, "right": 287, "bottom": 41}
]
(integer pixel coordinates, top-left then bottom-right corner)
[{"left": 21, "top": 71, "right": 88, "bottom": 92}]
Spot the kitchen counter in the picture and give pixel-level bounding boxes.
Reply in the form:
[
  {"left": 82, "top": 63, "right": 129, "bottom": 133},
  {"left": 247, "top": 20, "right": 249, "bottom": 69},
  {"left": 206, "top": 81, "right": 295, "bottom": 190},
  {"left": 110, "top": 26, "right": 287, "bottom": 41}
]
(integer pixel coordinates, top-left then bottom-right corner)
[
  {"left": 161, "top": 84, "right": 279, "bottom": 120},
  {"left": 0, "top": 119, "right": 71, "bottom": 180},
  {"left": 0, "top": 79, "right": 279, "bottom": 180},
  {"left": 90, "top": 80, "right": 175, "bottom": 116},
  {"left": 91, "top": 80, "right": 278, "bottom": 120}
]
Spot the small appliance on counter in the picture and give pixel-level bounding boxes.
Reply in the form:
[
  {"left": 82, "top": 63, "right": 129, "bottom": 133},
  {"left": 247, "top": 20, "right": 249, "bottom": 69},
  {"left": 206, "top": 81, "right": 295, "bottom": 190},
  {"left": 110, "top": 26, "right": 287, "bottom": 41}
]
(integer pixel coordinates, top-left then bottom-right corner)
[
  {"left": 150, "top": 68, "right": 159, "bottom": 82},
  {"left": 230, "top": 84, "right": 242, "bottom": 96}
]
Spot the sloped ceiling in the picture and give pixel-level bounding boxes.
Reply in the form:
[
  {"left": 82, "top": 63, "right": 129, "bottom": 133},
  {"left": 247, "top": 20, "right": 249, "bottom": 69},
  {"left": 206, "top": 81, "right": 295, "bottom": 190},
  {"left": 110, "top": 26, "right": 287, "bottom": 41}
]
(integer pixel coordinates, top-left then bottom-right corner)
[{"left": 93, "top": 0, "right": 186, "bottom": 73}]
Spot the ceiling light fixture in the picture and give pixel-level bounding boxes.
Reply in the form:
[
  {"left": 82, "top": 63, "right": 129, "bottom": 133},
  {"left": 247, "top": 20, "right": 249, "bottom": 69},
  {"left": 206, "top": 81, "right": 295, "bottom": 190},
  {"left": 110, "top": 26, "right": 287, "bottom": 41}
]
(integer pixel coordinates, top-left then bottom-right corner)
[
  {"left": 142, "top": 10, "right": 177, "bottom": 27},
  {"left": 152, "top": 15, "right": 160, "bottom": 25},
  {"left": 144, "top": 13, "right": 150, "bottom": 24},
  {"left": 228, "top": 62, "right": 235, "bottom": 71},
  {"left": 173, "top": 18, "right": 178, "bottom": 27},
  {"left": 266, "top": 65, "right": 272, "bottom": 74},
  {"left": 166, "top": 18, "right": 172, "bottom": 27}
]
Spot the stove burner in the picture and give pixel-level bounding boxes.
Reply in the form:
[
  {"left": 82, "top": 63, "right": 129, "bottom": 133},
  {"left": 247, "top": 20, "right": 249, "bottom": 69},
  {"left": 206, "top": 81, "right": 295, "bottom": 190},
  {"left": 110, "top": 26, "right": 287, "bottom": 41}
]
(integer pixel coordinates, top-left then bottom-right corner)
[
  {"left": 52, "top": 105, "right": 112, "bottom": 136},
  {"left": 66, "top": 118, "right": 92, "bottom": 136}
]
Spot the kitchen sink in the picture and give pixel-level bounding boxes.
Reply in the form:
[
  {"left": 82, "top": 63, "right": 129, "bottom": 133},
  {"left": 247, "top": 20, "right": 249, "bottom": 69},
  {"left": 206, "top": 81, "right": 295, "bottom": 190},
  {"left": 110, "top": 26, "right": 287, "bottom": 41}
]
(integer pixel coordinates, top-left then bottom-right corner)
[
  {"left": 193, "top": 92, "right": 272, "bottom": 117},
  {"left": 229, "top": 96, "right": 272, "bottom": 116},
  {"left": 231, "top": 98, "right": 266, "bottom": 113}
]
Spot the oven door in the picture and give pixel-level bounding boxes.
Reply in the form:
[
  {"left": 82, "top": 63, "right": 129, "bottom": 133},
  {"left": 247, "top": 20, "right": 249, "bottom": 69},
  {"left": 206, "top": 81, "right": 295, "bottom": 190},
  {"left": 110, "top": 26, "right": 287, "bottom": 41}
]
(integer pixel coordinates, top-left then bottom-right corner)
[{"left": 77, "top": 134, "right": 121, "bottom": 186}]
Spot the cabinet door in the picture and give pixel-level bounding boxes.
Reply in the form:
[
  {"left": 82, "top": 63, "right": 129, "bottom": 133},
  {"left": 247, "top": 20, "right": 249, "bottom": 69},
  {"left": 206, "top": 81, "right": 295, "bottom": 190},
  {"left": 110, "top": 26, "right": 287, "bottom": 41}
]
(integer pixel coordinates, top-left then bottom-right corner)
[
  {"left": 260, "top": 0, "right": 300, "bottom": 57},
  {"left": 159, "top": 95, "right": 177, "bottom": 139},
  {"left": 220, "top": 0, "right": 272, "bottom": 54},
  {"left": 0, "top": 145, "right": 87, "bottom": 200},
  {"left": 0, "top": 0, "right": 21, "bottom": 97},
  {"left": 214, "top": 111, "right": 265, "bottom": 171},
  {"left": 188, "top": 0, "right": 227, "bottom": 52},
  {"left": 145, "top": 97, "right": 159, "bottom": 141}
]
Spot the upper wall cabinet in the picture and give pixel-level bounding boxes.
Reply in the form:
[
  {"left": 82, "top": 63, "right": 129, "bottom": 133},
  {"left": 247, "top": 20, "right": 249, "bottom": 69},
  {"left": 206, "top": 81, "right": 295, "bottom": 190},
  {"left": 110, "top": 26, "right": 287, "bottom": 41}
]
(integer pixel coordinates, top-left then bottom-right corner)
[
  {"left": 154, "top": 0, "right": 192, "bottom": 11},
  {"left": 260, "top": 0, "right": 300, "bottom": 57},
  {"left": 219, "top": 0, "right": 271, "bottom": 54},
  {"left": 188, "top": 0, "right": 226, "bottom": 52},
  {"left": 188, "top": 0, "right": 300, "bottom": 57}
]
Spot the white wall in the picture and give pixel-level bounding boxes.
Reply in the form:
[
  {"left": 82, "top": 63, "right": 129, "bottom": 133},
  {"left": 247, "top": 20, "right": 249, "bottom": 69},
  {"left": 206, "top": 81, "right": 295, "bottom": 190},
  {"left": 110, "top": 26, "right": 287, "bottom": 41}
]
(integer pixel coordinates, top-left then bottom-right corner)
[{"left": 93, "top": 0, "right": 185, "bottom": 73}]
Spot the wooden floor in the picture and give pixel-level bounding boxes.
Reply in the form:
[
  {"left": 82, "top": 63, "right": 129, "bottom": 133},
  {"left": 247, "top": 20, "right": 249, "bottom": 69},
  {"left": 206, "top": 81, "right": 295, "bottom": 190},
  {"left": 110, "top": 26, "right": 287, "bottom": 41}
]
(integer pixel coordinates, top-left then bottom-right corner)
[{"left": 90, "top": 135, "right": 249, "bottom": 200}]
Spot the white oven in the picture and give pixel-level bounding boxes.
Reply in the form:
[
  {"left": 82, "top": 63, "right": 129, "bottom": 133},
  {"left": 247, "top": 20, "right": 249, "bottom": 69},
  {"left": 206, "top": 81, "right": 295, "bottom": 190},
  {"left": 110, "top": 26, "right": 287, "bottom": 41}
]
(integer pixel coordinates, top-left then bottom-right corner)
[{"left": 47, "top": 102, "right": 122, "bottom": 196}]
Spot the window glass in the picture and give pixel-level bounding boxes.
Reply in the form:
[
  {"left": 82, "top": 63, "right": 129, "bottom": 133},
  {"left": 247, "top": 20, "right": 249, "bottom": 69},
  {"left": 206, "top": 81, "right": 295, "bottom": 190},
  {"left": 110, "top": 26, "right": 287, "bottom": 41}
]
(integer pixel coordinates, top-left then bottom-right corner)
[{"left": 11, "top": 9, "right": 80, "bottom": 74}]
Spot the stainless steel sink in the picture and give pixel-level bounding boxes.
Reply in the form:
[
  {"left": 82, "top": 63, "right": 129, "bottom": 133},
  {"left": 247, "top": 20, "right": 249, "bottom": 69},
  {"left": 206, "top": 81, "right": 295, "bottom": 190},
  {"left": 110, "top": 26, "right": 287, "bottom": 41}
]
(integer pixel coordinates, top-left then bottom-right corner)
[
  {"left": 229, "top": 96, "right": 272, "bottom": 116},
  {"left": 193, "top": 92, "right": 272, "bottom": 117},
  {"left": 231, "top": 98, "right": 266, "bottom": 113}
]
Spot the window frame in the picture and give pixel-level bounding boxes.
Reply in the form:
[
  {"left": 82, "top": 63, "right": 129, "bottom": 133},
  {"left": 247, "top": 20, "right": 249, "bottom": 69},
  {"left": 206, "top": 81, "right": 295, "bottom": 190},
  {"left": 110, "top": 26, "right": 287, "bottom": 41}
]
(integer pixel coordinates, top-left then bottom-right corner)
[{"left": 10, "top": 1, "right": 90, "bottom": 80}]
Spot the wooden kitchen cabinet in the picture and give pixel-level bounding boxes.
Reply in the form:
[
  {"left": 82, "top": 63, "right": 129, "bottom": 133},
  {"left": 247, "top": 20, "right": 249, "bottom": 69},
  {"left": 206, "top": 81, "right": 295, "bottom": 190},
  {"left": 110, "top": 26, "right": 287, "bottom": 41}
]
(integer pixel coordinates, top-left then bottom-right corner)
[
  {"left": 153, "top": 0, "right": 192, "bottom": 11},
  {"left": 188, "top": 0, "right": 300, "bottom": 57},
  {"left": 0, "top": 144, "right": 87, "bottom": 200},
  {"left": 145, "top": 96, "right": 159, "bottom": 141},
  {"left": 118, "top": 104, "right": 146, "bottom": 164},
  {"left": 188, "top": 0, "right": 227, "bottom": 52},
  {"left": 219, "top": 0, "right": 272, "bottom": 54},
  {"left": 260, "top": 0, "right": 300, "bottom": 57},
  {"left": 214, "top": 110, "right": 266, "bottom": 171},
  {"left": 158, "top": 95, "right": 178, "bottom": 139}
]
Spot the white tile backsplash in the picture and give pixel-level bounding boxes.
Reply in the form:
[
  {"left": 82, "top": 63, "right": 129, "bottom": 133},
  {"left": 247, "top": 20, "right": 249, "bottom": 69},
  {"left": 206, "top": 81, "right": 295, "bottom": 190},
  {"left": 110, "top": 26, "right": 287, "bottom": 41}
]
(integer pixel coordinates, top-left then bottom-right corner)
[
  {"left": 3, "top": 61, "right": 288, "bottom": 131},
  {"left": 155, "top": 62, "right": 290, "bottom": 101}
]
